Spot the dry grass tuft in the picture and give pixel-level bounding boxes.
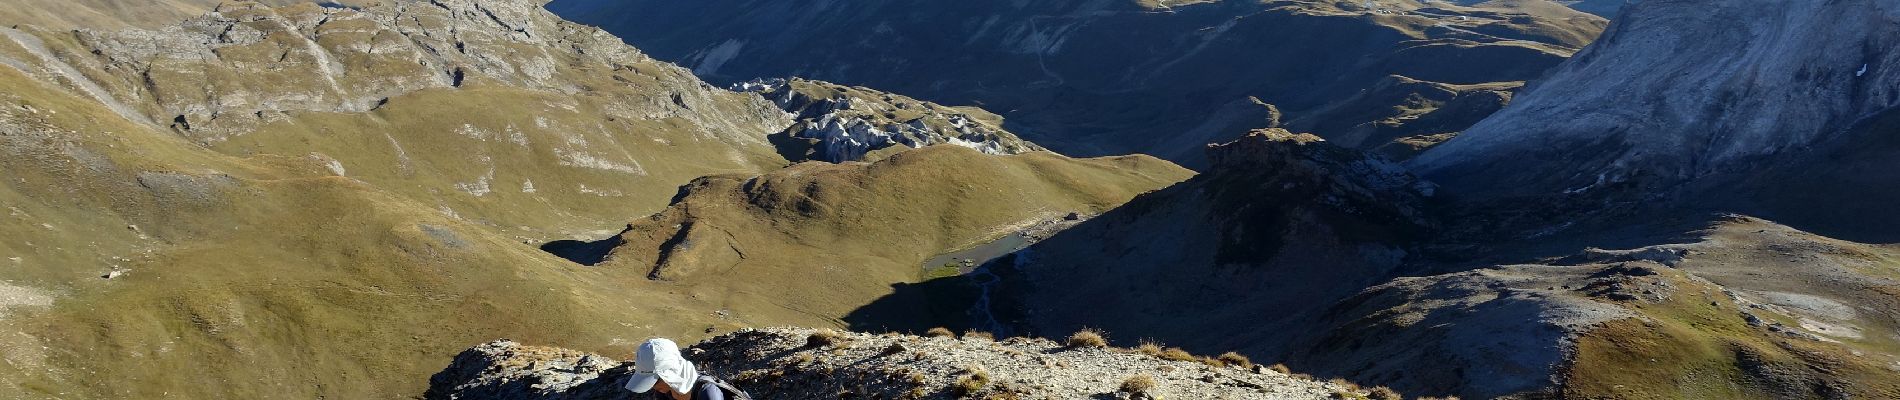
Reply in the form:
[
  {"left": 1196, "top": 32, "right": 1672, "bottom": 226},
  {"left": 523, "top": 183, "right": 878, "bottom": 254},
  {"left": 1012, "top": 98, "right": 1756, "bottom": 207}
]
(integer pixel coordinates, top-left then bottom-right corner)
[
  {"left": 1269, "top": 363, "right": 1292, "bottom": 374},
  {"left": 1066, "top": 328, "right": 1108, "bottom": 348},
  {"left": 806, "top": 329, "right": 846, "bottom": 348},
  {"left": 1217, "top": 351, "right": 1253, "bottom": 369},
  {"left": 953, "top": 365, "right": 992, "bottom": 396},
  {"left": 1136, "top": 340, "right": 1164, "bottom": 356},
  {"left": 1159, "top": 347, "right": 1197, "bottom": 362},
  {"left": 1368, "top": 386, "right": 1403, "bottom": 400},
  {"left": 1119, "top": 374, "right": 1159, "bottom": 394},
  {"left": 963, "top": 330, "right": 995, "bottom": 341},
  {"left": 882, "top": 342, "right": 909, "bottom": 355},
  {"left": 925, "top": 327, "right": 956, "bottom": 338}
]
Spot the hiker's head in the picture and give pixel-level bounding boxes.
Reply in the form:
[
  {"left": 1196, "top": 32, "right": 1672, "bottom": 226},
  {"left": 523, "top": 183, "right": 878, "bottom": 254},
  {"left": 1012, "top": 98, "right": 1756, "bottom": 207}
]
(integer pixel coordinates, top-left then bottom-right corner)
[{"left": 626, "top": 338, "right": 698, "bottom": 394}]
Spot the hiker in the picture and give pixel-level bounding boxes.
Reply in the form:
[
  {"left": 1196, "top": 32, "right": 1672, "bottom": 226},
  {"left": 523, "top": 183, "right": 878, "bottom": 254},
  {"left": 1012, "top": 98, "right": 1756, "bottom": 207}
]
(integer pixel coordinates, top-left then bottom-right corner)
[{"left": 625, "top": 338, "right": 750, "bottom": 400}]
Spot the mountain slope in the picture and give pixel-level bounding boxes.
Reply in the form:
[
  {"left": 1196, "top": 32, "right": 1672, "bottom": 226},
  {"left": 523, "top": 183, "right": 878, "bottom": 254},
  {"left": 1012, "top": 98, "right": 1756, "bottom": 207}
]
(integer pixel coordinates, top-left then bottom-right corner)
[
  {"left": 977, "top": 129, "right": 1900, "bottom": 398},
  {"left": 0, "top": 0, "right": 379, "bottom": 29},
  {"left": 1412, "top": 0, "right": 1900, "bottom": 202},
  {"left": 0, "top": 2, "right": 1200, "bottom": 398},
  {"left": 0, "top": 51, "right": 743, "bottom": 399},
  {"left": 2, "top": 0, "right": 796, "bottom": 240},
  {"left": 549, "top": 0, "right": 1606, "bottom": 166}
]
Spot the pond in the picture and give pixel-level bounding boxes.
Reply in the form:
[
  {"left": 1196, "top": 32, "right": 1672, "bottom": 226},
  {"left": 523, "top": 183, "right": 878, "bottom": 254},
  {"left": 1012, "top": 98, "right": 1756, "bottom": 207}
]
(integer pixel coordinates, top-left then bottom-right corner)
[{"left": 922, "top": 232, "right": 1031, "bottom": 274}]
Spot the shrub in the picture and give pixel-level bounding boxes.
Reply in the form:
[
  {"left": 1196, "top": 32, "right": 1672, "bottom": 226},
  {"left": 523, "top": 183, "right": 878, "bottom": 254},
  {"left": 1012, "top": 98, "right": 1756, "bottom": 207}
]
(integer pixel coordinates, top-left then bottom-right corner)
[
  {"left": 1119, "top": 374, "right": 1158, "bottom": 394},
  {"left": 806, "top": 329, "right": 845, "bottom": 348},
  {"left": 925, "top": 327, "right": 956, "bottom": 338},
  {"left": 1217, "top": 352, "right": 1253, "bottom": 369},
  {"left": 1066, "top": 328, "right": 1108, "bottom": 348}
]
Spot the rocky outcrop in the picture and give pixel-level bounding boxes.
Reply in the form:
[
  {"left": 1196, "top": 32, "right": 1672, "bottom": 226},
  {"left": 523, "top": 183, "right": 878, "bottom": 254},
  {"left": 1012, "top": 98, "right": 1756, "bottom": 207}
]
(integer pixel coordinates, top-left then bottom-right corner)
[
  {"left": 739, "top": 78, "right": 1046, "bottom": 162},
  {"left": 550, "top": 0, "right": 1606, "bottom": 166},
  {"left": 427, "top": 340, "right": 641, "bottom": 400},
  {"left": 1412, "top": 0, "right": 1900, "bottom": 198},
  {"left": 429, "top": 328, "right": 1368, "bottom": 400}
]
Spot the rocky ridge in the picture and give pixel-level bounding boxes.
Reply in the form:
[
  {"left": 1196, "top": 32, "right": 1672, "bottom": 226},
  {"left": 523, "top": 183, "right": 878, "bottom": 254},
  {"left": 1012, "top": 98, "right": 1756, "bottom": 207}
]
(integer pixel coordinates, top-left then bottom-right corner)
[
  {"left": 739, "top": 78, "right": 1046, "bottom": 162},
  {"left": 429, "top": 328, "right": 1366, "bottom": 400}
]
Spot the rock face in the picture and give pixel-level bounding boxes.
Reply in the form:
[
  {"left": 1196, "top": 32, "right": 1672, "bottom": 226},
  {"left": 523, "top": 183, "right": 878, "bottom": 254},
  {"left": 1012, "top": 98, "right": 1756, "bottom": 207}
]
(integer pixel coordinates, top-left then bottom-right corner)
[
  {"left": 549, "top": 0, "right": 1606, "bottom": 166},
  {"left": 739, "top": 78, "right": 1045, "bottom": 162},
  {"left": 1412, "top": 0, "right": 1900, "bottom": 198},
  {"left": 429, "top": 328, "right": 1368, "bottom": 400}
]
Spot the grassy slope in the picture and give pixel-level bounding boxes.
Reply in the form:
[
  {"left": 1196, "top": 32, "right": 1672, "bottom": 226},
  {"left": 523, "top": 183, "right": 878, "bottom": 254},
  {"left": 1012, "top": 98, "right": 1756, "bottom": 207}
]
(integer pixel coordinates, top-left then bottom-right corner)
[
  {"left": 213, "top": 82, "right": 787, "bottom": 239},
  {"left": 1564, "top": 220, "right": 1900, "bottom": 399},
  {"left": 0, "top": 52, "right": 1189, "bottom": 399},
  {"left": 0, "top": 52, "right": 754, "bottom": 399},
  {"left": 601, "top": 146, "right": 1194, "bottom": 333}
]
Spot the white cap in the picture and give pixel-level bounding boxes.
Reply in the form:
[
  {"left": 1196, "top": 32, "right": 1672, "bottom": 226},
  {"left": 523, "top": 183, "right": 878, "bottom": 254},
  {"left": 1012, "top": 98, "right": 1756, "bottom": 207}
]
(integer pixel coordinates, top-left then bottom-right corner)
[{"left": 625, "top": 338, "right": 698, "bottom": 393}]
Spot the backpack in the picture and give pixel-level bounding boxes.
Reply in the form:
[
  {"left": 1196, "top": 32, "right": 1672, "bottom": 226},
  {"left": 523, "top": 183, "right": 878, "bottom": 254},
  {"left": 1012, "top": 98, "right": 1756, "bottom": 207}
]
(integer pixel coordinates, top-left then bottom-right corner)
[{"left": 696, "top": 374, "right": 752, "bottom": 400}]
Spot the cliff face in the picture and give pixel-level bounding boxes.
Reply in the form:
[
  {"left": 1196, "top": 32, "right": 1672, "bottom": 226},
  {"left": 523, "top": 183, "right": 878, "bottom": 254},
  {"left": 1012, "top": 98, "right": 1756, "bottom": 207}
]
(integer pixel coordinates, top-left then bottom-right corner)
[
  {"left": 1413, "top": 0, "right": 1900, "bottom": 198},
  {"left": 550, "top": 0, "right": 1605, "bottom": 166}
]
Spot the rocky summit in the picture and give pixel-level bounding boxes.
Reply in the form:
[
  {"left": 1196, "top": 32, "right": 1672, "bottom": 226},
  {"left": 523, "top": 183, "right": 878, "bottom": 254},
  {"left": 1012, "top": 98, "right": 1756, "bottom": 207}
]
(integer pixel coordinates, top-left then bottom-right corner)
[{"left": 428, "top": 328, "right": 1372, "bottom": 400}]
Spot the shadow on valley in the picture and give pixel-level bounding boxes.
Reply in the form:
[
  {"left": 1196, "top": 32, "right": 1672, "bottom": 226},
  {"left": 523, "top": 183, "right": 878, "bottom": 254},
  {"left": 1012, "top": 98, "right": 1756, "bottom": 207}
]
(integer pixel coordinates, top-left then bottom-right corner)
[
  {"left": 841, "top": 273, "right": 984, "bottom": 335},
  {"left": 539, "top": 228, "right": 628, "bottom": 266}
]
